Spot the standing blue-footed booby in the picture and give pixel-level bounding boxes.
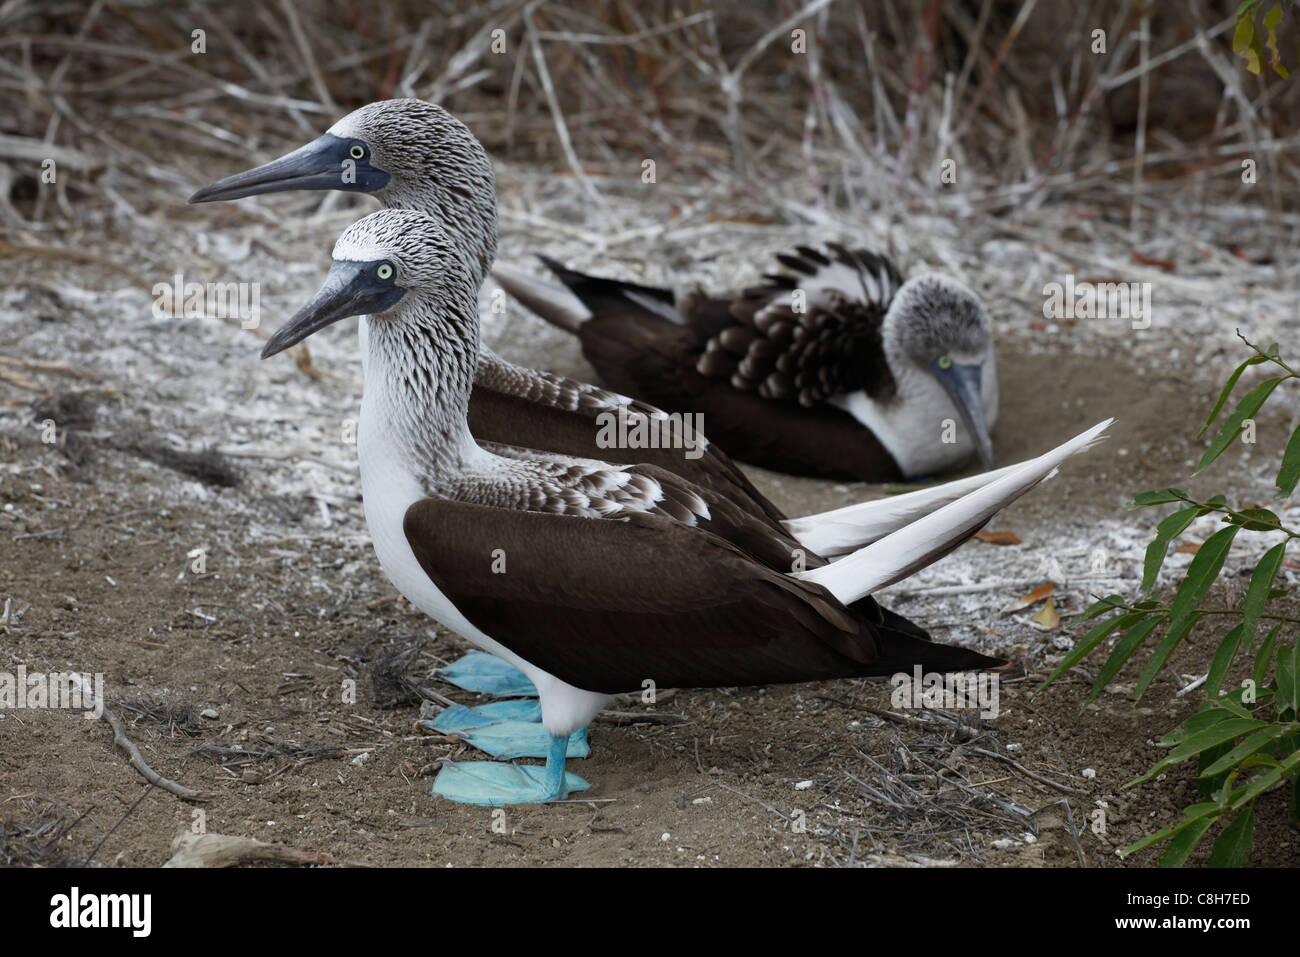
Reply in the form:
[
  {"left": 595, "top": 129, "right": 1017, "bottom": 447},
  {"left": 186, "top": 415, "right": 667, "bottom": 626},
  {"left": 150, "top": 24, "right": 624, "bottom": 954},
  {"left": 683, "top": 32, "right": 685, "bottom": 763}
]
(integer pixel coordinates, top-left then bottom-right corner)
[
  {"left": 494, "top": 246, "right": 998, "bottom": 481},
  {"left": 259, "top": 207, "right": 1109, "bottom": 806},
  {"left": 186, "top": 98, "right": 1007, "bottom": 754}
]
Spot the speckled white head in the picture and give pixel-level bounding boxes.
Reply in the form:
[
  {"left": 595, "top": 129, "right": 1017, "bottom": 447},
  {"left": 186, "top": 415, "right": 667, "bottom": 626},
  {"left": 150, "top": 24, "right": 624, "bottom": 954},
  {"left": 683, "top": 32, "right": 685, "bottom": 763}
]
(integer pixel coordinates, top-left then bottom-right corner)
[{"left": 835, "top": 273, "right": 999, "bottom": 478}]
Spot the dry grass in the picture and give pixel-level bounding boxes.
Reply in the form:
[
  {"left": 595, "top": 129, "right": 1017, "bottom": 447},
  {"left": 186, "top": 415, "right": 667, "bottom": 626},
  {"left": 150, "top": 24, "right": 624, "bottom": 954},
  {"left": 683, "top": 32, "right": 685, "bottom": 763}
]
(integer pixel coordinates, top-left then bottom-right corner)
[{"left": 1, "top": 1, "right": 1295, "bottom": 228}]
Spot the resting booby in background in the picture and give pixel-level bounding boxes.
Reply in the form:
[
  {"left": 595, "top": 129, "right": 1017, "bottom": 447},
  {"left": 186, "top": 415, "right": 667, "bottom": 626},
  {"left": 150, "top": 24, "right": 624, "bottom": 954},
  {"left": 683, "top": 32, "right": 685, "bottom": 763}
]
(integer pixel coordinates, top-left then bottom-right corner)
[
  {"left": 256, "top": 207, "right": 1109, "bottom": 806},
  {"left": 494, "top": 246, "right": 999, "bottom": 481}
]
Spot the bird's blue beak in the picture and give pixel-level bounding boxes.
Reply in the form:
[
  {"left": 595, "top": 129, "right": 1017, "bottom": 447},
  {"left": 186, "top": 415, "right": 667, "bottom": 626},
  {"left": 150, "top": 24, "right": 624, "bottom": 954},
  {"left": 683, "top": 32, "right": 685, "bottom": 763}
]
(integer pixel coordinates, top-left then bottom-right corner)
[
  {"left": 262, "top": 260, "right": 404, "bottom": 359},
  {"left": 189, "top": 133, "right": 389, "bottom": 204},
  {"left": 930, "top": 360, "right": 995, "bottom": 470}
]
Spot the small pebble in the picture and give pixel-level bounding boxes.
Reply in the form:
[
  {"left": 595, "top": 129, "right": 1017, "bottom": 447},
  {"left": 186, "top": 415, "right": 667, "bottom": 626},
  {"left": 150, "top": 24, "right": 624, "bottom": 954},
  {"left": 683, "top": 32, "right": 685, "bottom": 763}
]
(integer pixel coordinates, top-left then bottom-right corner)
[
  {"left": 200, "top": 708, "right": 219, "bottom": 720},
  {"left": 1082, "top": 768, "right": 1097, "bottom": 779},
  {"left": 794, "top": 780, "right": 813, "bottom": 791}
]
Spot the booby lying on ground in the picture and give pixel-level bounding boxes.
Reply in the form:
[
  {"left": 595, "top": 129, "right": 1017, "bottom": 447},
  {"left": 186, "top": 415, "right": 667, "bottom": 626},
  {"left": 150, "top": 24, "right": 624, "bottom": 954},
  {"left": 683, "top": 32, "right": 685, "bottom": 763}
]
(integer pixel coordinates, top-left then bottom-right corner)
[
  {"left": 257, "top": 207, "right": 1109, "bottom": 806},
  {"left": 494, "top": 246, "right": 998, "bottom": 481}
]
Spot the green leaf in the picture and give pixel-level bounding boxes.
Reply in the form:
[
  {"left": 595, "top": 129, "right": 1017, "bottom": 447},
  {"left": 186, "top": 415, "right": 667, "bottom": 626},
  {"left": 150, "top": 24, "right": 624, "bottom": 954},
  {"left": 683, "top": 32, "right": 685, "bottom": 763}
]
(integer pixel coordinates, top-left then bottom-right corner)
[
  {"left": 1129, "top": 488, "right": 1188, "bottom": 509},
  {"left": 1199, "top": 741, "right": 1236, "bottom": 798},
  {"left": 1253, "top": 623, "right": 1282, "bottom": 688},
  {"left": 1208, "top": 806, "right": 1255, "bottom": 866},
  {"left": 1277, "top": 425, "right": 1300, "bottom": 495},
  {"left": 1121, "top": 802, "right": 1219, "bottom": 857},
  {"left": 1263, "top": 3, "right": 1289, "bottom": 78},
  {"left": 1229, "top": 750, "right": 1300, "bottom": 807},
  {"left": 1075, "top": 594, "right": 1126, "bottom": 622},
  {"left": 1160, "top": 703, "right": 1238, "bottom": 746},
  {"left": 1142, "top": 507, "right": 1200, "bottom": 594},
  {"left": 1134, "top": 717, "right": 1271, "bottom": 786},
  {"left": 1207, "top": 623, "right": 1246, "bottom": 698},
  {"left": 1240, "top": 542, "right": 1285, "bottom": 651},
  {"left": 1235, "top": 14, "right": 1265, "bottom": 73},
  {"left": 1167, "top": 718, "right": 1270, "bottom": 765},
  {"left": 1168, "top": 525, "right": 1241, "bottom": 623},
  {"left": 1226, "top": 507, "right": 1281, "bottom": 531},
  {"left": 1206, "top": 691, "right": 1256, "bottom": 719},
  {"left": 1200, "top": 355, "right": 1267, "bottom": 437},
  {"left": 1088, "top": 615, "right": 1164, "bottom": 704},
  {"left": 1136, "top": 612, "right": 1202, "bottom": 701},
  {"left": 1036, "top": 611, "right": 1146, "bottom": 692},
  {"left": 1195, "top": 377, "right": 1284, "bottom": 474},
  {"left": 1277, "top": 642, "right": 1298, "bottom": 717},
  {"left": 1160, "top": 817, "right": 1217, "bottom": 866},
  {"left": 1200, "top": 728, "right": 1285, "bottom": 778}
]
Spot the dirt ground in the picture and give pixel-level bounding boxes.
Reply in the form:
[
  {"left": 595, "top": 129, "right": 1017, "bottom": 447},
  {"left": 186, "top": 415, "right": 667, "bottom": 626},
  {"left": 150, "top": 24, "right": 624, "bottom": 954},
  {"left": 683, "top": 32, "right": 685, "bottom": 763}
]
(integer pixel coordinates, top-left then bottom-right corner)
[
  {"left": 2, "top": 110, "right": 1299, "bottom": 865},
  {"left": 3, "top": 309, "right": 1296, "bottom": 866}
]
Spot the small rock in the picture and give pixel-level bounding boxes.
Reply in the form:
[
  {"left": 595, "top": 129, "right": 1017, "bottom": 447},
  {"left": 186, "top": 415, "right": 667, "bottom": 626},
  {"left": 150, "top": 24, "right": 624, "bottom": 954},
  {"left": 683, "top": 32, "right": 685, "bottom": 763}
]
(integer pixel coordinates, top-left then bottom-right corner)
[
  {"left": 1082, "top": 768, "right": 1097, "bottom": 779},
  {"left": 794, "top": 780, "right": 813, "bottom": 791},
  {"left": 200, "top": 708, "right": 219, "bottom": 720}
]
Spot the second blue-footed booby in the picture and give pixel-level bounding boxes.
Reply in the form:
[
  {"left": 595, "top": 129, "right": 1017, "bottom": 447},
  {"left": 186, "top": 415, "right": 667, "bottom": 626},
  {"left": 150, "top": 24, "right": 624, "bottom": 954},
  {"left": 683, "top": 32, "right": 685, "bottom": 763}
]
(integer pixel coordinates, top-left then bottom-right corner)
[
  {"left": 494, "top": 246, "right": 998, "bottom": 481},
  {"left": 257, "top": 207, "right": 1109, "bottom": 806}
]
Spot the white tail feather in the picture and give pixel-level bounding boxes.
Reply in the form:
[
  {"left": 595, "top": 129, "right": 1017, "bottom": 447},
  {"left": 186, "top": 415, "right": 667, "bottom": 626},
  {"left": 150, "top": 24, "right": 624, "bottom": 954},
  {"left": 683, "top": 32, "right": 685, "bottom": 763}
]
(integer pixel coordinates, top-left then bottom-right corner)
[
  {"left": 784, "top": 460, "right": 1033, "bottom": 556},
  {"left": 796, "top": 419, "right": 1113, "bottom": 606},
  {"left": 491, "top": 262, "right": 591, "bottom": 332}
]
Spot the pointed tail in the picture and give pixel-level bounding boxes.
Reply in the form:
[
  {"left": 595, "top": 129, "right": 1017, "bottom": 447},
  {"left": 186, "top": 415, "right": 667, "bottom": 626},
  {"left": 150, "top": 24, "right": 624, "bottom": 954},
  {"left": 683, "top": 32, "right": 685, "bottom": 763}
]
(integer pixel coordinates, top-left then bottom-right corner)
[
  {"left": 861, "top": 614, "right": 1007, "bottom": 676},
  {"left": 800, "top": 419, "right": 1113, "bottom": 607},
  {"left": 784, "top": 459, "right": 1036, "bottom": 556}
]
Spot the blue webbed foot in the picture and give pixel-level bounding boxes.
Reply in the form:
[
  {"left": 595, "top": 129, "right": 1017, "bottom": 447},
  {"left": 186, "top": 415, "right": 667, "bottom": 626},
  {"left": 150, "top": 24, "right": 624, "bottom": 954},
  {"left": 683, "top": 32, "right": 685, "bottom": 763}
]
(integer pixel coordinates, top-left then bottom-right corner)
[
  {"left": 422, "top": 703, "right": 590, "bottom": 760},
  {"left": 437, "top": 652, "right": 537, "bottom": 697},
  {"left": 432, "top": 734, "right": 588, "bottom": 806}
]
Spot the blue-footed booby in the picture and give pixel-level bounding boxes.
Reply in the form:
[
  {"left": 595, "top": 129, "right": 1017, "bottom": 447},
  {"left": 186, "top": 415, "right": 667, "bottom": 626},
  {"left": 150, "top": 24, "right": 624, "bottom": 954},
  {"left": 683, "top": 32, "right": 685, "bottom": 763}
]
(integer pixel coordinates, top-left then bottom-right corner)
[
  {"left": 257, "top": 207, "right": 1109, "bottom": 806},
  {"left": 494, "top": 246, "right": 998, "bottom": 481},
  {"left": 187, "top": 98, "right": 1008, "bottom": 756}
]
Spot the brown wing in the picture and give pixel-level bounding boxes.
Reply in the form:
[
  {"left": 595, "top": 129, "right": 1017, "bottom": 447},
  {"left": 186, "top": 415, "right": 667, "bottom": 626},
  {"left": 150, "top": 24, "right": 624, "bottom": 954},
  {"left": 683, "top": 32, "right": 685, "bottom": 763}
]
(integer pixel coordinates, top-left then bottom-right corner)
[
  {"left": 549, "top": 247, "right": 907, "bottom": 481},
  {"left": 575, "top": 309, "right": 901, "bottom": 482},
  {"left": 402, "top": 498, "right": 885, "bottom": 694},
  {"left": 470, "top": 367, "right": 788, "bottom": 527},
  {"left": 696, "top": 244, "right": 903, "bottom": 407}
]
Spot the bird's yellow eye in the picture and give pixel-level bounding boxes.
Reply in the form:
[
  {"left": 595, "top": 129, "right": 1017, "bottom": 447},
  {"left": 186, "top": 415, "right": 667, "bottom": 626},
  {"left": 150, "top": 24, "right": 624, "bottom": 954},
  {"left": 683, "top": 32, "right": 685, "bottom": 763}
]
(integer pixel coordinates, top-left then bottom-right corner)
[
  {"left": 377, "top": 263, "right": 393, "bottom": 280},
  {"left": 937, "top": 355, "right": 953, "bottom": 369},
  {"left": 350, "top": 144, "right": 365, "bottom": 160}
]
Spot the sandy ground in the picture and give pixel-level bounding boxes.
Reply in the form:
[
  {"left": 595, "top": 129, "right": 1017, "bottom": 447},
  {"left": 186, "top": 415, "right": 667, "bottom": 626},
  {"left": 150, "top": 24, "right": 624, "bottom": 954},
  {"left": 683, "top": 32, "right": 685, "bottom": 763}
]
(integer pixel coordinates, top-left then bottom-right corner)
[{"left": 2, "top": 164, "right": 1299, "bottom": 867}]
